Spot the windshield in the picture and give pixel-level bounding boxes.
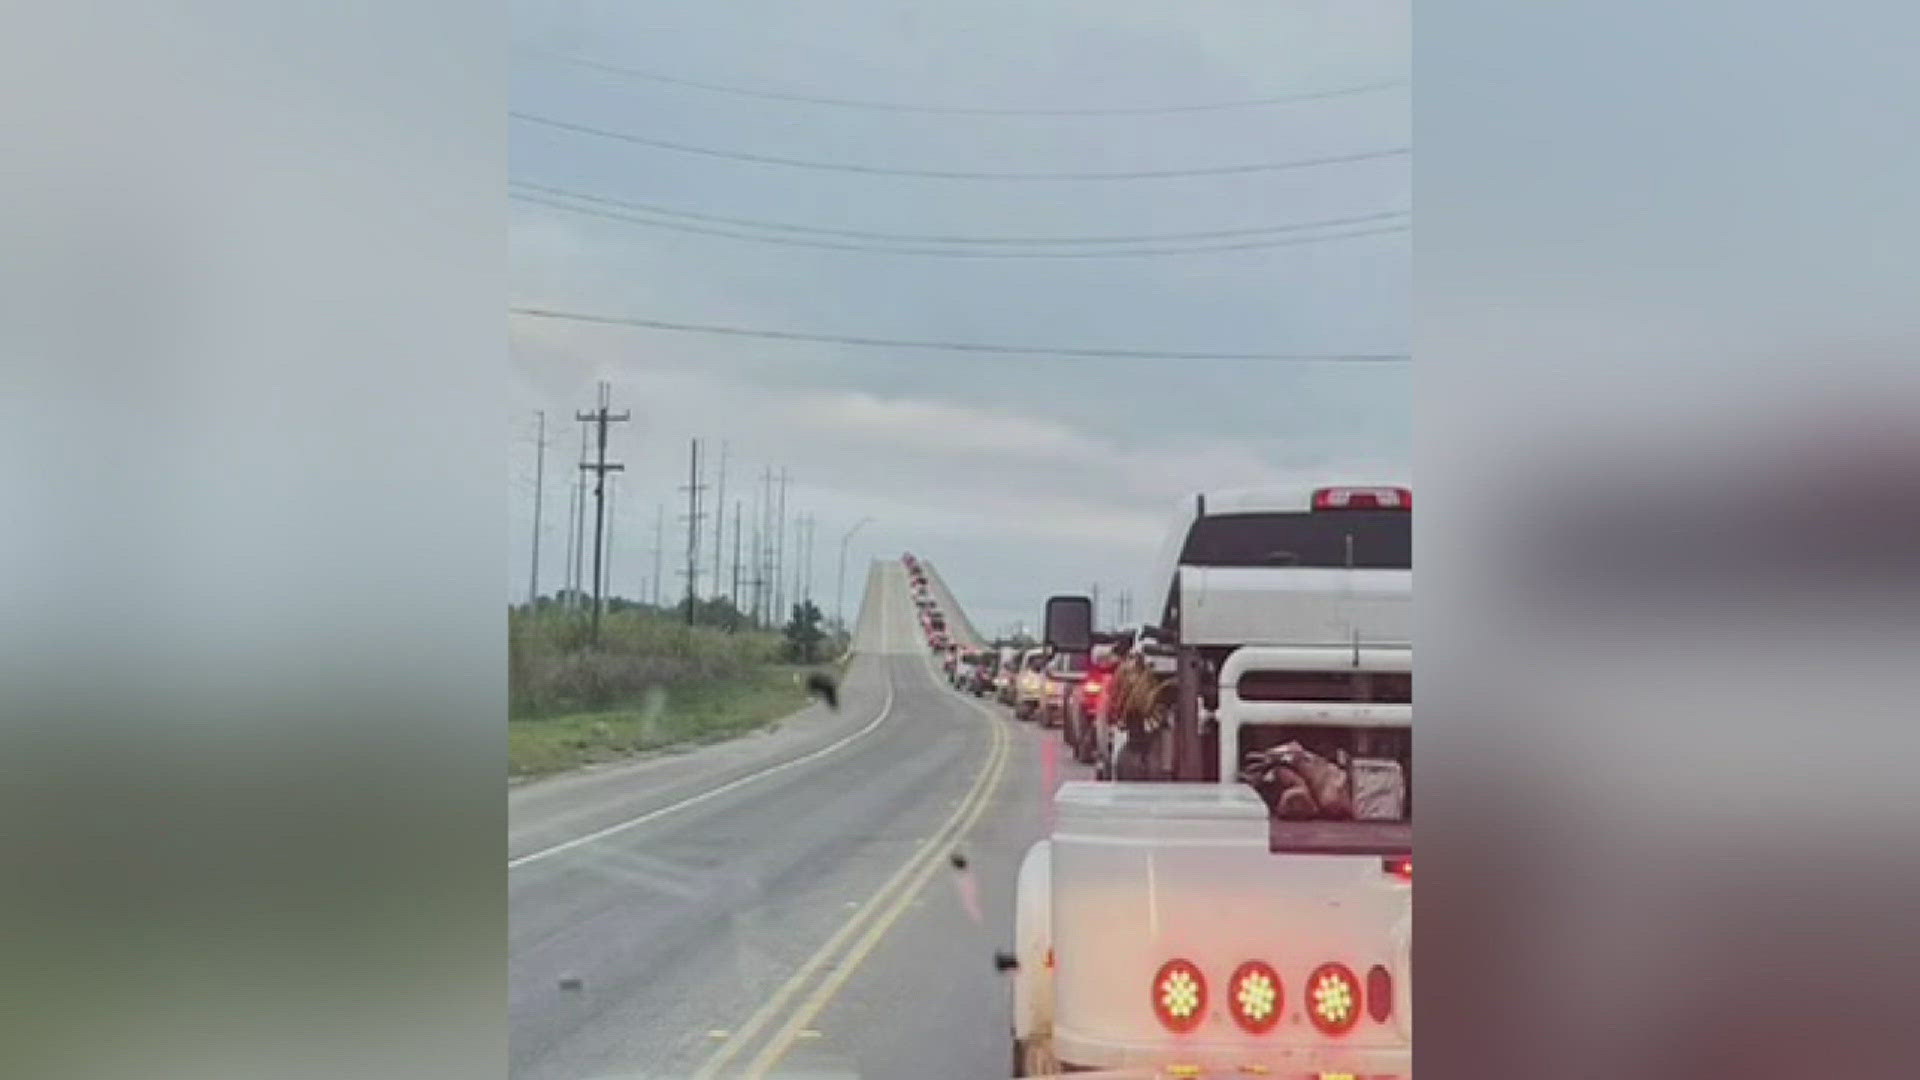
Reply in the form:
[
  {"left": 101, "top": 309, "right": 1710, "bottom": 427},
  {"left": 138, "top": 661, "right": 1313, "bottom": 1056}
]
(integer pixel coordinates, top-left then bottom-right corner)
[
  {"left": 507, "top": 8, "right": 1408, "bottom": 1076},
  {"left": 1180, "top": 510, "right": 1412, "bottom": 569}
]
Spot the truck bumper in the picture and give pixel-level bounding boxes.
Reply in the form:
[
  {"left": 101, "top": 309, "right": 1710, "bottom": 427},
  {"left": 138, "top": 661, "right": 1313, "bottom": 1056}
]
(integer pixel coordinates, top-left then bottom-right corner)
[{"left": 1054, "top": 1027, "right": 1410, "bottom": 1077}]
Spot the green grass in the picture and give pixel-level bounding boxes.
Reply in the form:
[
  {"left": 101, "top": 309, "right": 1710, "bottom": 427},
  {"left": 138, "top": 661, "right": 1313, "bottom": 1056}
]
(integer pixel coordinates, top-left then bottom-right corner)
[
  {"left": 507, "top": 603, "right": 846, "bottom": 778},
  {"left": 509, "top": 664, "right": 814, "bottom": 778}
]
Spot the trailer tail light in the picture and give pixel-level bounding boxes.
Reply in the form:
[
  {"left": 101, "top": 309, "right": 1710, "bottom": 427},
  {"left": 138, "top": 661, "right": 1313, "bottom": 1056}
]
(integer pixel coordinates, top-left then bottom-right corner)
[
  {"left": 1151, "top": 959, "right": 1207, "bottom": 1033},
  {"left": 1306, "top": 963, "right": 1361, "bottom": 1035},
  {"left": 1312, "top": 486, "right": 1411, "bottom": 511},
  {"left": 1227, "top": 960, "right": 1282, "bottom": 1034},
  {"left": 1366, "top": 965, "right": 1394, "bottom": 1023}
]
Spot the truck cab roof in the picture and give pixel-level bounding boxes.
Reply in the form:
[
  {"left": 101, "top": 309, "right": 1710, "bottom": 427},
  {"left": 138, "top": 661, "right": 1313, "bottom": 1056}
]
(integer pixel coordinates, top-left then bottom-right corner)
[{"left": 1146, "top": 483, "right": 1411, "bottom": 648}]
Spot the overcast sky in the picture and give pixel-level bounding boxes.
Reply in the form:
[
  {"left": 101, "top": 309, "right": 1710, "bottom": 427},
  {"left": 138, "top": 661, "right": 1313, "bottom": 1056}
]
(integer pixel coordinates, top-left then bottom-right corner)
[{"left": 508, "top": 0, "right": 1409, "bottom": 636}]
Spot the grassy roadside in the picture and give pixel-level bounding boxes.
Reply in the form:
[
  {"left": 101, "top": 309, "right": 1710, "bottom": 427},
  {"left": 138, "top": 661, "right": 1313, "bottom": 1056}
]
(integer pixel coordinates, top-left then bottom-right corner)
[
  {"left": 508, "top": 602, "right": 849, "bottom": 779},
  {"left": 509, "top": 665, "right": 813, "bottom": 778}
]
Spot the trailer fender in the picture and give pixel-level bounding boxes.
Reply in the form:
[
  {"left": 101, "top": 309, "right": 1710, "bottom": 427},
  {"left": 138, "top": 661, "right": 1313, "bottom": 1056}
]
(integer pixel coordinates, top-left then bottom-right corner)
[{"left": 1011, "top": 839, "right": 1053, "bottom": 1041}]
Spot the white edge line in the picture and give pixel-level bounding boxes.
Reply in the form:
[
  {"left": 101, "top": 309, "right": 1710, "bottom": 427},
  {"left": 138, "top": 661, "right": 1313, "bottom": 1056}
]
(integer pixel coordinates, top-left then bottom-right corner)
[
  {"left": 509, "top": 573, "right": 899, "bottom": 871},
  {"left": 509, "top": 666, "right": 895, "bottom": 869}
]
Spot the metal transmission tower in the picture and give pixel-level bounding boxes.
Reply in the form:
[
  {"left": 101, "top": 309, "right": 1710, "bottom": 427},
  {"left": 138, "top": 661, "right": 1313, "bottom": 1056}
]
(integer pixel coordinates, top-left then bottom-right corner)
[
  {"left": 730, "top": 500, "right": 743, "bottom": 628},
  {"left": 679, "top": 439, "right": 707, "bottom": 625},
  {"left": 602, "top": 473, "right": 617, "bottom": 602},
  {"left": 575, "top": 381, "right": 629, "bottom": 641},
  {"left": 773, "top": 468, "right": 790, "bottom": 622},
  {"left": 527, "top": 410, "right": 546, "bottom": 607},
  {"left": 747, "top": 479, "right": 762, "bottom": 625},
  {"left": 757, "top": 466, "right": 776, "bottom": 625},
  {"left": 791, "top": 513, "right": 804, "bottom": 611},
  {"left": 802, "top": 515, "right": 818, "bottom": 607},
  {"left": 560, "top": 426, "right": 572, "bottom": 599},
  {"left": 789, "top": 513, "right": 802, "bottom": 610},
  {"left": 650, "top": 504, "right": 664, "bottom": 607},
  {"left": 571, "top": 420, "right": 589, "bottom": 607},
  {"left": 712, "top": 442, "right": 727, "bottom": 608}
]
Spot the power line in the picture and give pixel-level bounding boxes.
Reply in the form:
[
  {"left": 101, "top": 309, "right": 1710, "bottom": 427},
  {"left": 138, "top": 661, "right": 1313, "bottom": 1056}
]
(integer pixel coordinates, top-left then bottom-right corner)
[
  {"left": 527, "top": 48, "right": 1407, "bottom": 117},
  {"left": 511, "top": 111, "right": 1410, "bottom": 181},
  {"left": 512, "top": 180, "right": 1405, "bottom": 246},
  {"left": 511, "top": 187, "right": 1409, "bottom": 258},
  {"left": 509, "top": 308, "right": 1410, "bottom": 363}
]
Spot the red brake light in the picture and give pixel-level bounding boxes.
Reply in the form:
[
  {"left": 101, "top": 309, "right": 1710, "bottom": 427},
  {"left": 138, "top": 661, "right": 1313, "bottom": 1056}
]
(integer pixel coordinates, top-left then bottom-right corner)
[
  {"left": 1227, "top": 960, "right": 1282, "bottom": 1034},
  {"left": 1151, "top": 958, "right": 1207, "bottom": 1034},
  {"left": 1366, "top": 965, "right": 1394, "bottom": 1023},
  {"left": 1084, "top": 679, "right": 1105, "bottom": 696},
  {"left": 1305, "top": 963, "right": 1361, "bottom": 1035},
  {"left": 1313, "top": 486, "right": 1410, "bottom": 511},
  {"left": 1382, "top": 857, "right": 1412, "bottom": 882}
]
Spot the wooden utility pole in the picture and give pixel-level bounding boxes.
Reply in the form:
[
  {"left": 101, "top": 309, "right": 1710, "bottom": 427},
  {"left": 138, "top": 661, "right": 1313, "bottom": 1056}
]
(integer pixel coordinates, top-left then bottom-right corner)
[{"left": 574, "top": 381, "right": 628, "bottom": 642}]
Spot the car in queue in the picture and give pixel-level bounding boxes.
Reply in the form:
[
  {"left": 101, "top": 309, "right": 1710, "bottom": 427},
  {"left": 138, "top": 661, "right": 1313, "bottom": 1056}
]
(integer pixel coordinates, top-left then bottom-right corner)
[{"left": 1039, "top": 649, "right": 1088, "bottom": 730}]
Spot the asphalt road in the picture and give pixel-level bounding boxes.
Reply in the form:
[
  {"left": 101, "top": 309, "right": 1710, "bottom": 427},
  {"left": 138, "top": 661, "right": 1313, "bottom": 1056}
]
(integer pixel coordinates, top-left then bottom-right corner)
[{"left": 510, "top": 561, "right": 1087, "bottom": 1080}]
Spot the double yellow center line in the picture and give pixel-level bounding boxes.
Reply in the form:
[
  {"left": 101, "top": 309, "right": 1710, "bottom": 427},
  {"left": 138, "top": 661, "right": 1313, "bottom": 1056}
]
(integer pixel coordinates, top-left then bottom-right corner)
[{"left": 692, "top": 673, "right": 1011, "bottom": 1079}]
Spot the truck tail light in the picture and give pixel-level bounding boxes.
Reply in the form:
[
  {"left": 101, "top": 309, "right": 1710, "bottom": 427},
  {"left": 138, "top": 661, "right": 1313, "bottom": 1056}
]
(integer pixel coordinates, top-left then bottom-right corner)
[
  {"left": 1227, "top": 960, "right": 1282, "bottom": 1033},
  {"left": 1152, "top": 959, "right": 1207, "bottom": 1033},
  {"left": 1305, "top": 963, "right": 1361, "bottom": 1035},
  {"left": 1313, "top": 486, "right": 1411, "bottom": 511},
  {"left": 1366, "top": 965, "right": 1393, "bottom": 1022},
  {"left": 1383, "top": 857, "right": 1412, "bottom": 882}
]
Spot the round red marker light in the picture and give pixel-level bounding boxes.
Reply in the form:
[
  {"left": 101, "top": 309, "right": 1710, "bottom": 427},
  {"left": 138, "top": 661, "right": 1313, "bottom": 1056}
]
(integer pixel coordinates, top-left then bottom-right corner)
[
  {"left": 1306, "top": 962, "right": 1362, "bottom": 1036},
  {"left": 1151, "top": 958, "right": 1207, "bottom": 1033},
  {"left": 1227, "top": 960, "right": 1282, "bottom": 1034}
]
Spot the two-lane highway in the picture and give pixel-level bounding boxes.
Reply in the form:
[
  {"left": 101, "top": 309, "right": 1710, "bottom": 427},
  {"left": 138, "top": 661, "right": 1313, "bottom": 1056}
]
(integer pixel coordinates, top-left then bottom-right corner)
[{"left": 510, "top": 561, "right": 1085, "bottom": 1080}]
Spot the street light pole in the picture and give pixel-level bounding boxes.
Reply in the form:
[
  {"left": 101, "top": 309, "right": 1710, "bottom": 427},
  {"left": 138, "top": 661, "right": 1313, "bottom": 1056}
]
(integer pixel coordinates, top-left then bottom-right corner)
[{"left": 837, "top": 516, "right": 875, "bottom": 636}]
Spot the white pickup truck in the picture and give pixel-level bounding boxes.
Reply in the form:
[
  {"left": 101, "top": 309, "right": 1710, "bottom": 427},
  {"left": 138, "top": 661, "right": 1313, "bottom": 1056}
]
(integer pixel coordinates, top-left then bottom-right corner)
[{"left": 1010, "top": 484, "right": 1412, "bottom": 1077}]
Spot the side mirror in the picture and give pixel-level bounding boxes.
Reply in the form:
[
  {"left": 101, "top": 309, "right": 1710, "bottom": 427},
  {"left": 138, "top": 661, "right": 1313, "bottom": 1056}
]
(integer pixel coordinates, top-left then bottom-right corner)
[{"left": 1043, "top": 595, "right": 1093, "bottom": 653}]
